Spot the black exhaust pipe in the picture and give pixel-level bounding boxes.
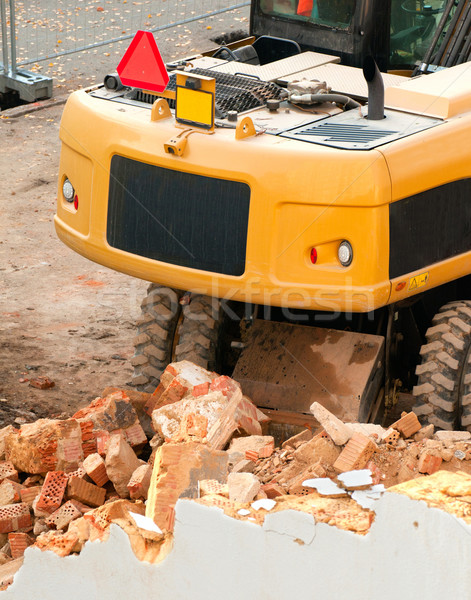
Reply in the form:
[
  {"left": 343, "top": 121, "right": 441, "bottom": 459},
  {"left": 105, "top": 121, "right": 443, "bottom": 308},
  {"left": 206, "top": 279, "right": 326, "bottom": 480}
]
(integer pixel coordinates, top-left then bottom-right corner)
[{"left": 363, "top": 56, "right": 384, "bottom": 121}]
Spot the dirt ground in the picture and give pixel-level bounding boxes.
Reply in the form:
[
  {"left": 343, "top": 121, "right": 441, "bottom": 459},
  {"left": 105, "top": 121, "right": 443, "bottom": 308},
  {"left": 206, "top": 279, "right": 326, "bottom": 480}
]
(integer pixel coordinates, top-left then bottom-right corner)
[
  {"left": 0, "top": 6, "right": 252, "bottom": 426},
  {"left": 0, "top": 98, "right": 149, "bottom": 425}
]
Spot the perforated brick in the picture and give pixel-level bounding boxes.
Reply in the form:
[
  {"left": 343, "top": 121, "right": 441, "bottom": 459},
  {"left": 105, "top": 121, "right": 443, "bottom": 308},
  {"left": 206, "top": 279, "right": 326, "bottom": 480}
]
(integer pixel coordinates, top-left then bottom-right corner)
[
  {"left": 391, "top": 411, "right": 422, "bottom": 438},
  {"left": 333, "top": 433, "right": 377, "bottom": 473},
  {"left": 0, "top": 503, "right": 32, "bottom": 533},
  {"left": 0, "top": 462, "right": 18, "bottom": 484},
  {"left": 45, "top": 500, "right": 82, "bottom": 530},
  {"left": 34, "top": 530, "right": 78, "bottom": 557},
  {"left": 35, "top": 471, "right": 68, "bottom": 515},
  {"left": 198, "top": 479, "right": 229, "bottom": 497}
]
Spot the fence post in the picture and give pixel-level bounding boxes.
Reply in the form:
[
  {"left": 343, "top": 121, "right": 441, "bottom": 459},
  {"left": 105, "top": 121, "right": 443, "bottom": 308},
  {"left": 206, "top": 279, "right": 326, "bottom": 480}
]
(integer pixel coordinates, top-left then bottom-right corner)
[
  {"left": 8, "top": 0, "right": 16, "bottom": 73},
  {"left": 0, "top": 0, "right": 9, "bottom": 73}
]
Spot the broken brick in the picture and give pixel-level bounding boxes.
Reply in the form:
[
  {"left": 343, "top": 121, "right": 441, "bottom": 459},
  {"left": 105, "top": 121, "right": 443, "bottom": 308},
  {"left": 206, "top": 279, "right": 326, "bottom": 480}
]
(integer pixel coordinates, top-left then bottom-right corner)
[
  {"left": 0, "top": 503, "right": 32, "bottom": 533},
  {"left": 333, "top": 433, "right": 377, "bottom": 473},
  {"left": 206, "top": 389, "right": 265, "bottom": 450},
  {"left": 0, "top": 462, "right": 18, "bottom": 484},
  {"left": 172, "top": 413, "right": 208, "bottom": 443},
  {"left": 0, "top": 480, "right": 23, "bottom": 506},
  {"left": 382, "top": 428, "right": 400, "bottom": 445},
  {"left": 34, "top": 530, "right": 78, "bottom": 557},
  {"left": 391, "top": 411, "right": 422, "bottom": 439},
  {"left": 5, "top": 419, "right": 83, "bottom": 474},
  {"left": 105, "top": 434, "right": 141, "bottom": 498},
  {"left": 146, "top": 442, "right": 228, "bottom": 531},
  {"left": 29, "top": 376, "right": 55, "bottom": 389},
  {"left": 35, "top": 471, "right": 68, "bottom": 516},
  {"left": 198, "top": 479, "right": 229, "bottom": 497},
  {"left": 46, "top": 500, "right": 82, "bottom": 530},
  {"left": 8, "top": 532, "right": 33, "bottom": 558},
  {"left": 83, "top": 453, "right": 109, "bottom": 487},
  {"left": 127, "top": 464, "right": 152, "bottom": 501},
  {"left": 418, "top": 452, "right": 442, "bottom": 475},
  {"left": 19, "top": 486, "right": 41, "bottom": 507},
  {"left": 67, "top": 476, "right": 106, "bottom": 508},
  {"left": 261, "top": 483, "right": 286, "bottom": 499}
]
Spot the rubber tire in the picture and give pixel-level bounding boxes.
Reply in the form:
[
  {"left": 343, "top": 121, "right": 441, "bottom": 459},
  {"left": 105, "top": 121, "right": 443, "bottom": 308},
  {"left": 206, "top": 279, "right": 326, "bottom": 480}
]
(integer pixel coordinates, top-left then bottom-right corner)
[
  {"left": 131, "top": 285, "right": 182, "bottom": 392},
  {"left": 413, "top": 300, "right": 471, "bottom": 431},
  {"left": 174, "top": 294, "right": 224, "bottom": 371}
]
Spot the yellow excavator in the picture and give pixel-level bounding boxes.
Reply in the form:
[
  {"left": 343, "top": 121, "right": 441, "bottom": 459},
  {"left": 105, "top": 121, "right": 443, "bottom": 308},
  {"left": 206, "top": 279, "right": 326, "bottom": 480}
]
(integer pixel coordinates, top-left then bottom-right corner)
[{"left": 55, "top": 0, "right": 471, "bottom": 431}]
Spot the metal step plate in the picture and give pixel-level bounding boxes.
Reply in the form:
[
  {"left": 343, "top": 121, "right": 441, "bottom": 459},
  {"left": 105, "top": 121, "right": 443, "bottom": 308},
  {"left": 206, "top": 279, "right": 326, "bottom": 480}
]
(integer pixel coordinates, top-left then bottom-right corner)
[{"left": 210, "top": 51, "right": 340, "bottom": 81}]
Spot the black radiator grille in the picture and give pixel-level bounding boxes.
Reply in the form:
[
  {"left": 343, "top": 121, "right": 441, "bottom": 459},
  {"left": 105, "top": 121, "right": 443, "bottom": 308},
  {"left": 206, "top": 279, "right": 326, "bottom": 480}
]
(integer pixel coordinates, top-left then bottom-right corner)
[
  {"left": 135, "top": 67, "right": 283, "bottom": 116},
  {"left": 107, "top": 156, "right": 250, "bottom": 276}
]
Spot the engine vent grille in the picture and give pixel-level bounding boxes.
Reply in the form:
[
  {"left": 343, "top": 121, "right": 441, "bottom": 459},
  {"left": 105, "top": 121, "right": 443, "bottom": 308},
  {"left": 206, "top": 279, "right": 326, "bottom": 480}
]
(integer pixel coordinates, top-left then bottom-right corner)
[
  {"left": 135, "top": 68, "right": 283, "bottom": 116},
  {"left": 297, "top": 122, "right": 397, "bottom": 143},
  {"left": 280, "top": 109, "right": 442, "bottom": 150}
]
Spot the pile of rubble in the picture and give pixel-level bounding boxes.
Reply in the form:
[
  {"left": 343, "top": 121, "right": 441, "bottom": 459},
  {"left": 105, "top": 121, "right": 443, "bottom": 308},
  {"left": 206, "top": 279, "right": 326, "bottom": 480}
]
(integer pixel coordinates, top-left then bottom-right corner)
[{"left": 1, "top": 360, "right": 471, "bottom": 588}]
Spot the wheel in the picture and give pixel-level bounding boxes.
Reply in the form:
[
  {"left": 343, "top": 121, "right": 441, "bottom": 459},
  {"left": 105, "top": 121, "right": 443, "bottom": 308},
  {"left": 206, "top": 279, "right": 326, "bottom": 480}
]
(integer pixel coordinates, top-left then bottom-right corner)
[
  {"left": 131, "top": 285, "right": 182, "bottom": 392},
  {"left": 174, "top": 294, "right": 225, "bottom": 371},
  {"left": 413, "top": 300, "right": 471, "bottom": 430}
]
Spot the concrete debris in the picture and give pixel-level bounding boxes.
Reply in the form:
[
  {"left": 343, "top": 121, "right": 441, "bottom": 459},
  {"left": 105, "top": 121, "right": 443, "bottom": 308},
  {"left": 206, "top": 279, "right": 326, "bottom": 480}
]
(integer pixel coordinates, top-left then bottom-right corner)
[
  {"left": 310, "top": 402, "right": 353, "bottom": 445},
  {"left": 228, "top": 473, "right": 260, "bottom": 503},
  {"left": 2, "top": 360, "right": 471, "bottom": 589}
]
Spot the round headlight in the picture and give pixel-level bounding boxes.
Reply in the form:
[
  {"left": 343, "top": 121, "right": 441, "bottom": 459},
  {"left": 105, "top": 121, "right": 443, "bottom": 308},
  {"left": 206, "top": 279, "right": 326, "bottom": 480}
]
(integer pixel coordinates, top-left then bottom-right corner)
[
  {"left": 62, "top": 178, "right": 75, "bottom": 202},
  {"left": 338, "top": 241, "right": 353, "bottom": 266}
]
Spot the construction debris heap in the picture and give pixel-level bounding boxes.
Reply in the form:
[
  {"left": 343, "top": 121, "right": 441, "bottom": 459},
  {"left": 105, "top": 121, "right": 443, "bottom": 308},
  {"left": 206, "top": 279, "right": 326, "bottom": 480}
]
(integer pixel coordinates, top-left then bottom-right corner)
[{"left": 0, "top": 360, "right": 471, "bottom": 589}]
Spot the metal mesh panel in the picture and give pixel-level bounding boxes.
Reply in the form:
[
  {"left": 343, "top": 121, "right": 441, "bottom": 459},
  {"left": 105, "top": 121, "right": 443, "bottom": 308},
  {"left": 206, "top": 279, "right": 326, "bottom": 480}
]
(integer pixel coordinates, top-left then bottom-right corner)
[{"left": 135, "top": 67, "right": 284, "bottom": 116}]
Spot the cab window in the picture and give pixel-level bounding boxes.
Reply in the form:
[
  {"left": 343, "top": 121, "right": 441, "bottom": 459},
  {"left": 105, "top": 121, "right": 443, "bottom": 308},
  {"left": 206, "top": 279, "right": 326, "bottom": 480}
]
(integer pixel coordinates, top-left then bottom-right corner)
[{"left": 260, "top": 0, "right": 356, "bottom": 29}]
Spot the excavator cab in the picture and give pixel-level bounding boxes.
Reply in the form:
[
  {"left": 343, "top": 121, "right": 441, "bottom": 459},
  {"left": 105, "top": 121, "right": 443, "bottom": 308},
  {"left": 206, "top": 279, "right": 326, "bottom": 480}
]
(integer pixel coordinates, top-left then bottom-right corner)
[{"left": 251, "top": 0, "right": 452, "bottom": 71}]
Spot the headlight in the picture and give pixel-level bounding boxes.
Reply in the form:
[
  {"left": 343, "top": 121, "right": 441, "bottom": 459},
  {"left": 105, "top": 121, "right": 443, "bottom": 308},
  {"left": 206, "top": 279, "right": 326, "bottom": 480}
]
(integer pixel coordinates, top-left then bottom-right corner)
[{"left": 62, "top": 178, "right": 75, "bottom": 202}]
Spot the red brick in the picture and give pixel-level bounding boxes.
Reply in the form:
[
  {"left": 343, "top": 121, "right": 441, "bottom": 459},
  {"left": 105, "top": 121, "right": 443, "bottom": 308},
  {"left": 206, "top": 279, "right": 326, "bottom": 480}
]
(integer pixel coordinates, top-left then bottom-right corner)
[
  {"left": 20, "top": 486, "right": 41, "bottom": 507},
  {"left": 366, "top": 461, "right": 384, "bottom": 485},
  {"left": 146, "top": 442, "right": 228, "bottom": 532},
  {"left": 418, "top": 452, "right": 442, "bottom": 475},
  {"left": 0, "top": 503, "right": 32, "bottom": 533},
  {"left": 8, "top": 532, "right": 33, "bottom": 558},
  {"left": 127, "top": 464, "right": 152, "bottom": 500},
  {"left": 261, "top": 483, "right": 286, "bottom": 499},
  {"left": 172, "top": 413, "right": 208, "bottom": 443},
  {"left": 35, "top": 471, "right": 68, "bottom": 515},
  {"left": 333, "top": 433, "right": 377, "bottom": 472},
  {"left": 83, "top": 453, "right": 109, "bottom": 487},
  {"left": 391, "top": 411, "right": 422, "bottom": 438},
  {"left": 67, "top": 476, "right": 106, "bottom": 508}
]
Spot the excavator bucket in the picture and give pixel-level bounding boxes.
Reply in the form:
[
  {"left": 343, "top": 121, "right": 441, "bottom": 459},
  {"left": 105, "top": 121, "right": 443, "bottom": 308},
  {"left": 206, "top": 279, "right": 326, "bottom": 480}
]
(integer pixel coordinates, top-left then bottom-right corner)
[{"left": 233, "top": 321, "right": 384, "bottom": 426}]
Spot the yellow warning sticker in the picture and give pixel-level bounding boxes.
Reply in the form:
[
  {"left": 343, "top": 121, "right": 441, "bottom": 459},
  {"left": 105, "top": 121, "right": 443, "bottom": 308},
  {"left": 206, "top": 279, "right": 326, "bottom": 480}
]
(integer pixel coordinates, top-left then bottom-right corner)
[{"left": 408, "top": 271, "right": 429, "bottom": 291}]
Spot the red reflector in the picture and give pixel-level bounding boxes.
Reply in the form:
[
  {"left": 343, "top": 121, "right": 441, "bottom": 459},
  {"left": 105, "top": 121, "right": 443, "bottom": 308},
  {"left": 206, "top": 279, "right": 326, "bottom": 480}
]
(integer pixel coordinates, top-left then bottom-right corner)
[
  {"left": 117, "top": 30, "right": 169, "bottom": 93},
  {"left": 310, "top": 247, "right": 318, "bottom": 264},
  {"left": 395, "top": 281, "right": 406, "bottom": 291},
  {"left": 74, "top": 194, "right": 79, "bottom": 210}
]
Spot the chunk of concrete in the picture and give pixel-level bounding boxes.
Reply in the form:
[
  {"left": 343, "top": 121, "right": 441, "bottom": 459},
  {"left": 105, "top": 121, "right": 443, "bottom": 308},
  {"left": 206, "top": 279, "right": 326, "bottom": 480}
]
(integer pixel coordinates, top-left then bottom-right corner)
[
  {"left": 228, "top": 473, "right": 260, "bottom": 503},
  {"left": 310, "top": 402, "right": 353, "bottom": 446},
  {"left": 105, "top": 434, "right": 141, "bottom": 498}
]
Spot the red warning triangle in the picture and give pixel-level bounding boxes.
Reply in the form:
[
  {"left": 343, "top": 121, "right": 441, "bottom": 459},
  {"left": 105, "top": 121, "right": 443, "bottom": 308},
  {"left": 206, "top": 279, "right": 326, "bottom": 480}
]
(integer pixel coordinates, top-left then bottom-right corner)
[{"left": 117, "top": 30, "right": 169, "bottom": 93}]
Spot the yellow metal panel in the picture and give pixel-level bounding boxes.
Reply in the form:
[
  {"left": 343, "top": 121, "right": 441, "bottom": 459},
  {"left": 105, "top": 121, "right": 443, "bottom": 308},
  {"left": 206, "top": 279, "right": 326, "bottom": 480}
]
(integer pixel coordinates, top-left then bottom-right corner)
[
  {"left": 176, "top": 87, "right": 214, "bottom": 128},
  {"left": 385, "top": 62, "right": 471, "bottom": 119}
]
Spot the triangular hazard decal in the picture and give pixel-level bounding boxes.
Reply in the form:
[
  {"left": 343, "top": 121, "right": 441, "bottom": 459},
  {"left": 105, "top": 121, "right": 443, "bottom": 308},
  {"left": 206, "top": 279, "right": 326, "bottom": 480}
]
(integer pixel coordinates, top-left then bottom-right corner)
[
  {"left": 409, "top": 277, "right": 417, "bottom": 290},
  {"left": 117, "top": 30, "right": 169, "bottom": 93}
]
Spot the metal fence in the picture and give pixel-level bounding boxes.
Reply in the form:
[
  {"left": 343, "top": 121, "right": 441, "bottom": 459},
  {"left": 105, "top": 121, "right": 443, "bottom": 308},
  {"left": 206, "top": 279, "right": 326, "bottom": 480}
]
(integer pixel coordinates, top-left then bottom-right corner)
[{"left": 13, "top": 0, "right": 250, "bottom": 67}]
